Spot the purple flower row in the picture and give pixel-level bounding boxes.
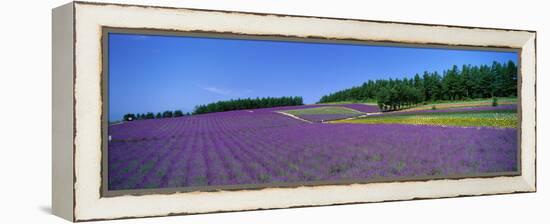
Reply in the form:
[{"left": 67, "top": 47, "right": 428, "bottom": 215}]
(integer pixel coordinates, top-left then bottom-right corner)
[
  {"left": 108, "top": 104, "right": 517, "bottom": 190},
  {"left": 371, "top": 104, "right": 517, "bottom": 117}
]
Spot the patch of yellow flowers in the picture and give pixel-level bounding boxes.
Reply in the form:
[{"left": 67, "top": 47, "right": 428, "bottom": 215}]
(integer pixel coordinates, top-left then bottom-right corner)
[{"left": 334, "top": 113, "right": 517, "bottom": 128}]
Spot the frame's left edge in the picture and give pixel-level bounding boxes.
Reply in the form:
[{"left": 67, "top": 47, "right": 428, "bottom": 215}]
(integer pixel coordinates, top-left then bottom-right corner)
[{"left": 52, "top": 1, "right": 76, "bottom": 222}]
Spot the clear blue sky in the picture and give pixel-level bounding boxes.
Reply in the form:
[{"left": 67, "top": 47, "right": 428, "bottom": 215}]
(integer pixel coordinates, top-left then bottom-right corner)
[{"left": 108, "top": 33, "right": 518, "bottom": 121}]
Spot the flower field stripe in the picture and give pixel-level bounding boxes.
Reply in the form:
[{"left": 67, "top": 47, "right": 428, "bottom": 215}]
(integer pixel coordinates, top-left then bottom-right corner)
[
  {"left": 336, "top": 110, "right": 517, "bottom": 128},
  {"left": 108, "top": 104, "right": 518, "bottom": 190},
  {"left": 371, "top": 104, "right": 517, "bottom": 117}
]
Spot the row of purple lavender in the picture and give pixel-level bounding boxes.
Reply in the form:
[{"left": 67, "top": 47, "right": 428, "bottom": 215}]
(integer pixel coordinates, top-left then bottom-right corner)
[{"left": 108, "top": 104, "right": 518, "bottom": 190}]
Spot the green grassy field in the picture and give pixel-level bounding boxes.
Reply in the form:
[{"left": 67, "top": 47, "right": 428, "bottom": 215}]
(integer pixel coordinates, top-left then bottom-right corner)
[
  {"left": 316, "top": 97, "right": 517, "bottom": 111},
  {"left": 282, "top": 106, "right": 362, "bottom": 115},
  {"left": 333, "top": 110, "right": 517, "bottom": 128}
]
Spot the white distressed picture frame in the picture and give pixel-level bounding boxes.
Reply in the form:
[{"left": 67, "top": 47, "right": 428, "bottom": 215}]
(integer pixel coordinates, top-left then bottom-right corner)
[{"left": 52, "top": 1, "right": 536, "bottom": 222}]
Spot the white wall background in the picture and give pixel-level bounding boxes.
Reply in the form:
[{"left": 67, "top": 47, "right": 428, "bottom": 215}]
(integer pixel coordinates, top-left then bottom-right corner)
[{"left": 0, "top": 0, "right": 546, "bottom": 223}]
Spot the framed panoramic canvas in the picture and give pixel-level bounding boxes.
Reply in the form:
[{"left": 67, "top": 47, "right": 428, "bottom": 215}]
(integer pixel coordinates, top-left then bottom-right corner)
[{"left": 52, "top": 1, "right": 537, "bottom": 222}]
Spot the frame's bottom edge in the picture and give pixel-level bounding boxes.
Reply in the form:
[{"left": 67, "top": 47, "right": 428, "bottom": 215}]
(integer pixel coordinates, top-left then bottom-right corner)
[{"left": 75, "top": 189, "right": 535, "bottom": 222}]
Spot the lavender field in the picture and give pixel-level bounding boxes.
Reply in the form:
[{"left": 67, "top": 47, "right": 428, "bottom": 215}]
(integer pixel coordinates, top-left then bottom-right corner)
[{"left": 108, "top": 103, "right": 518, "bottom": 190}]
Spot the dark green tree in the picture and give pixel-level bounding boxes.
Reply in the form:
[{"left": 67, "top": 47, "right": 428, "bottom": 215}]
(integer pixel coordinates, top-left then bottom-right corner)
[
  {"left": 162, "top": 110, "right": 173, "bottom": 118},
  {"left": 123, "top": 113, "right": 136, "bottom": 121},
  {"left": 174, "top": 110, "right": 184, "bottom": 117}
]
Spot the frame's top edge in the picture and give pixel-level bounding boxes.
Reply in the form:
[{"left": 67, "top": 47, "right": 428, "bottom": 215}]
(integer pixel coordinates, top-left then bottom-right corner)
[
  {"left": 101, "top": 27, "right": 522, "bottom": 52},
  {"left": 72, "top": 1, "right": 536, "bottom": 34}
]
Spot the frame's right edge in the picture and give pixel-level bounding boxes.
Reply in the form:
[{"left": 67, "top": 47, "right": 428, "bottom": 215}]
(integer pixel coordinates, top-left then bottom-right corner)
[{"left": 519, "top": 31, "right": 537, "bottom": 191}]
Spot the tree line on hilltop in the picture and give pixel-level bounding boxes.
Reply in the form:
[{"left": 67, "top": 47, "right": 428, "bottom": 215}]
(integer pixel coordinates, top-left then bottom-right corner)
[
  {"left": 123, "top": 110, "right": 188, "bottom": 121},
  {"left": 193, "top": 96, "right": 304, "bottom": 115},
  {"left": 121, "top": 97, "right": 304, "bottom": 121},
  {"left": 318, "top": 61, "right": 517, "bottom": 111}
]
